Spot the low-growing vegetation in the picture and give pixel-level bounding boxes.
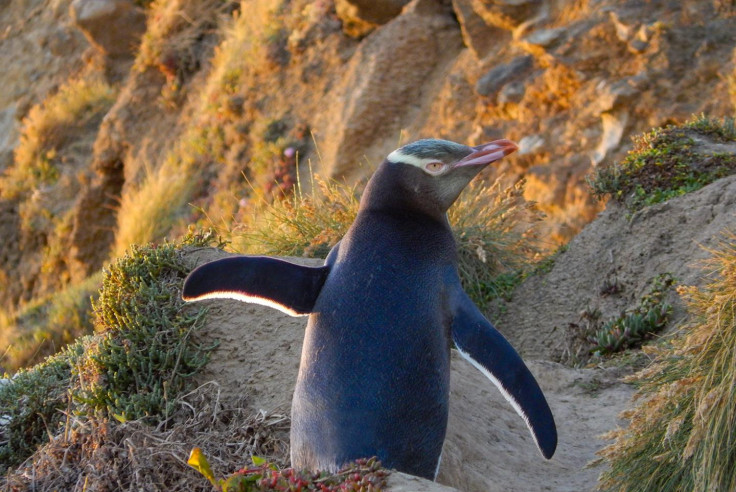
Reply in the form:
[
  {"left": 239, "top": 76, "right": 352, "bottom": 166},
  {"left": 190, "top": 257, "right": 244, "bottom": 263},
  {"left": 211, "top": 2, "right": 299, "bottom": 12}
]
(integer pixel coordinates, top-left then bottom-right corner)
[
  {"left": 0, "top": 272, "right": 101, "bottom": 372},
  {"left": 74, "top": 236, "right": 214, "bottom": 422},
  {"left": 189, "top": 452, "right": 388, "bottom": 492},
  {"left": 0, "top": 231, "right": 217, "bottom": 473},
  {"left": 597, "top": 232, "right": 736, "bottom": 491},
  {"left": 589, "top": 115, "right": 736, "bottom": 212},
  {"left": 587, "top": 273, "right": 674, "bottom": 356},
  {"left": 561, "top": 273, "right": 675, "bottom": 367},
  {"left": 0, "top": 343, "right": 83, "bottom": 473}
]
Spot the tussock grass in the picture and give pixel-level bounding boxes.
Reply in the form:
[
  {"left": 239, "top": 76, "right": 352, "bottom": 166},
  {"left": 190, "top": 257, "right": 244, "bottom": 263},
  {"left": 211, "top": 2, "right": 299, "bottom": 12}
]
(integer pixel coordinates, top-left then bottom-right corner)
[
  {"left": 234, "top": 173, "right": 360, "bottom": 258},
  {"left": 0, "top": 272, "right": 101, "bottom": 372},
  {"left": 450, "top": 178, "right": 545, "bottom": 304},
  {"left": 0, "top": 77, "right": 115, "bottom": 200},
  {"left": 113, "top": 152, "right": 200, "bottom": 258},
  {"left": 589, "top": 114, "right": 736, "bottom": 212},
  {"left": 233, "top": 172, "right": 545, "bottom": 305},
  {"left": 597, "top": 231, "right": 736, "bottom": 491}
]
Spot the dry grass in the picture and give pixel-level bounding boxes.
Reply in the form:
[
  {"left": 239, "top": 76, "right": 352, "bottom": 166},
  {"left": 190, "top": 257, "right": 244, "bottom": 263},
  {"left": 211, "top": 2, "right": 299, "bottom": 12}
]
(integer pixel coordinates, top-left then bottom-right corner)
[
  {"left": 113, "top": 153, "right": 200, "bottom": 258},
  {"left": 1, "top": 382, "right": 290, "bottom": 491},
  {"left": 231, "top": 169, "right": 545, "bottom": 305},
  {"left": 596, "top": 231, "right": 736, "bottom": 491},
  {"left": 0, "top": 77, "right": 115, "bottom": 200},
  {"left": 0, "top": 272, "right": 101, "bottom": 372},
  {"left": 233, "top": 172, "right": 361, "bottom": 258}
]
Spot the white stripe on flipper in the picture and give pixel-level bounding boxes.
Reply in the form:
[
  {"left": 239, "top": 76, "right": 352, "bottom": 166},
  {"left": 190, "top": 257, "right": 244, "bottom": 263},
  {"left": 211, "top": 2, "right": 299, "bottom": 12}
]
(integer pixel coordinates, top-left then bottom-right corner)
[
  {"left": 434, "top": 449, "right": 443, "bottom": 480},
  {"left": 454, "top": 345, "right": 542, "bottom": 454},
  {"left": 387, "top": 148, "right": 441, "bottom": 168},
  {"left": 182, "top": 291, "right": 309, "bottom": 317}
]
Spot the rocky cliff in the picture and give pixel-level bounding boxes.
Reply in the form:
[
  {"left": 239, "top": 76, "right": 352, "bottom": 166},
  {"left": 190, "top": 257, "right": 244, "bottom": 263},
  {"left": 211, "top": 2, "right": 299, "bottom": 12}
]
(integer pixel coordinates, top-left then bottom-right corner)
[{"left": 0, "top": 0, "right": 734, "bottom": 316}]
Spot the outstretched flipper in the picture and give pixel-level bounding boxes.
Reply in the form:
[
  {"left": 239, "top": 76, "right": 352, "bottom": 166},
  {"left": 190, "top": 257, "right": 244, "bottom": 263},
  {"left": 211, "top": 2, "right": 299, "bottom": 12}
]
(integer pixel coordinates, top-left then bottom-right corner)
[
  {"left": 182, "top": 256, "right": 330, "bottom": 316},
  {"left": 450, "top": 286, "right": 557, "bottom": 459}
]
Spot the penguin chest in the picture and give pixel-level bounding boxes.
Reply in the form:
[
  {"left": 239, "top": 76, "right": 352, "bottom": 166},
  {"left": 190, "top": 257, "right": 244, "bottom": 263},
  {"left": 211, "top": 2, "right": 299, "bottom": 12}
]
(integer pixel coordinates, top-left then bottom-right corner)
[
  {"left": 300, "top": 258, "right": 452, "bottom": 393},
  {"left": 290, "top": 256, "right": 452, "bottom": 472}
]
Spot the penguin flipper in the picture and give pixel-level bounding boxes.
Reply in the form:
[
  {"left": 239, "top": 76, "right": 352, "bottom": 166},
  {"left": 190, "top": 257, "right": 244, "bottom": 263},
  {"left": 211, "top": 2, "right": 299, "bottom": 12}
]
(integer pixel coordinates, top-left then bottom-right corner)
[
  {"left": 182, "top": 256, "right": 329, "bottom": 316},
  {"left": 450, "top": 289, "right": 557, "bottom": 459}
]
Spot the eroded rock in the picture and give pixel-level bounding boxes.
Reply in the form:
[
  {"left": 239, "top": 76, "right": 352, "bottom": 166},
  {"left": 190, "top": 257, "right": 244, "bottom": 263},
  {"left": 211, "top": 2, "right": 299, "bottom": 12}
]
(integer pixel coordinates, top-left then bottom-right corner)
[
  {"left": 475, "top": 54, "right": 533, "bottom": 97},
  {"left": 335, "top": 0, "right": 412, "bottom": 37},
  {"left": 70, "top": 0, "right": 146, "bottom": 57},
  {"left": 316, "top": 0, "right": 463, "bottom": 179}
]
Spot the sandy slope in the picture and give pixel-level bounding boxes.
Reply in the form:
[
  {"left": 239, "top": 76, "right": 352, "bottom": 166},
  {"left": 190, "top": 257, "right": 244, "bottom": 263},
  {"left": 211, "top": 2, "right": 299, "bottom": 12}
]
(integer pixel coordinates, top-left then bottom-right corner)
[
  {"left": 182, "top": 174, "right": 736, "bottom": 491},
  {"left": 182, "top": 255, "right": 633, "bottom": 492}
]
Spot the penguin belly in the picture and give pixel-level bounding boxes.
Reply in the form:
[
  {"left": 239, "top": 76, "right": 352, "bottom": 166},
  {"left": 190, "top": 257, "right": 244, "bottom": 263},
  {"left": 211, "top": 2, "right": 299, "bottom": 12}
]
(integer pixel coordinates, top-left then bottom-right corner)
[{"left": 289, "top": 259, "right": 451, "bottom": 480}]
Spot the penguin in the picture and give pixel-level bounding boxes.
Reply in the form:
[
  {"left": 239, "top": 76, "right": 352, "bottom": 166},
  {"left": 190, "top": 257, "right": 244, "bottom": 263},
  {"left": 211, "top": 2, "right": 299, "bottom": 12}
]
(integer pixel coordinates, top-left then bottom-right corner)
[{"left": 182, "top": 138, "right": 557, "bottom": 480}]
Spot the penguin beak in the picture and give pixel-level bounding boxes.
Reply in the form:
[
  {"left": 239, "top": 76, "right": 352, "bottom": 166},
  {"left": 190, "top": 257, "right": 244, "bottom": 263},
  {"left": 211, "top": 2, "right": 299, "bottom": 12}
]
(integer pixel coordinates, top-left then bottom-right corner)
[{"left": 454, "top": 139, "right": 518, "bottom": 168}]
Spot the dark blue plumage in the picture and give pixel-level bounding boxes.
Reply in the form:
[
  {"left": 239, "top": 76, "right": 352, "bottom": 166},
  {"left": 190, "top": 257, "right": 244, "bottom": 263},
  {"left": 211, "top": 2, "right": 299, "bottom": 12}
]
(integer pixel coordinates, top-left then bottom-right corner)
[{"left": 182, "top": 138, "right": 557, "bottom": 480}]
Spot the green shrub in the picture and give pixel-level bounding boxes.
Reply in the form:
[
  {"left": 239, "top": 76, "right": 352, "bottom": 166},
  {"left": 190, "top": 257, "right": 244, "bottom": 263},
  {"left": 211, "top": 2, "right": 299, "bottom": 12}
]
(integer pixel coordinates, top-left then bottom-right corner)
[
  {"left": 0, "top": 231, "right": 219, "bottom": 472},
  {"left": 589, "top": 115, "right": 736, "bottom": 212},
  {"left": 74, "top": 232, "right": 216, "bottom": 422},
  {"left": 597, "top": 232, "right": 736, "bottom": 491},
  {"left": 0, "top": 342, "right": 84, "bottom": 472}
]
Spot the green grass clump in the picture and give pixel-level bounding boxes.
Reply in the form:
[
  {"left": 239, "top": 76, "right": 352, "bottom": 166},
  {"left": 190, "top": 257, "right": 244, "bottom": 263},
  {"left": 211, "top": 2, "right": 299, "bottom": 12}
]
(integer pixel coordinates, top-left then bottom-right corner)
[
  {"left": 74, "top": 232, "right": 216, "bottom": 422},
  {"left": 597, "top": 232, "right": 736, "bottom": 491},
  {"left": 234, "top": 173, "right": 544, "bottom": 306},
  {"left": 450, "top": 178, "right": 544, "bottom": 304},
  {"left": 235, "top": 174, "right": 360, "bottom": 258},
  {"left": 589, "top": 115, "right": 736, "bottom": 212},
  {"left": 0, "top": 342, "right": 84, "bottom": 473},
  {"left": 0, "top": 272, "right": 101, "bottom": 372},
  {"left": 588, "top": 273, "right": 674, "bottom": 355}
]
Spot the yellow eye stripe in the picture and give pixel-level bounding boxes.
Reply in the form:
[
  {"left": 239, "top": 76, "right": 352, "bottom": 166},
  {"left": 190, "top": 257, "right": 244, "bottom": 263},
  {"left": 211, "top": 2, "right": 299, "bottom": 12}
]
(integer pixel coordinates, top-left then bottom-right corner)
[{"left": 387, "top": 148, "right": 445, "bottom": 168}]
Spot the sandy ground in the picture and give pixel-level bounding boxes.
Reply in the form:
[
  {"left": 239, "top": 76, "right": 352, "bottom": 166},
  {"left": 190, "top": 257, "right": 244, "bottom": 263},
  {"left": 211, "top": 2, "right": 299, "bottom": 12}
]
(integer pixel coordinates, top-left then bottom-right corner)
[
  {"left": 182, "top": 174, "right": 736, "bottom": 491},
  {"left": 182, "top": 252, "right": 635, "bottom": 492}
]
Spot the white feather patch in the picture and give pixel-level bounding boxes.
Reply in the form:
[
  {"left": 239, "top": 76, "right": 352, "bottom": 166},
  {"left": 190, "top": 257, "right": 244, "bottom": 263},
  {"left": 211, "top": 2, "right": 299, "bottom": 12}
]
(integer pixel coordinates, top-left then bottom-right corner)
[
  {"left": 434, "top": 449, "right": 443, "bottom": 480},
  {"left": 183, "top": 290, "right": 309, "bottom": 317},
  {"left": 454, "top": 345, "right": 542, "bottom": 453}
]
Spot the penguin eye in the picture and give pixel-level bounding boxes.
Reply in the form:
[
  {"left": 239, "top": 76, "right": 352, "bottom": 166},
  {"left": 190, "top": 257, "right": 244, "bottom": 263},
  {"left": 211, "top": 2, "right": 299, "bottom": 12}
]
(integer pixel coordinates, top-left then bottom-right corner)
[{"left": 424, "top": 161, "right": 445, "bottom": 174}]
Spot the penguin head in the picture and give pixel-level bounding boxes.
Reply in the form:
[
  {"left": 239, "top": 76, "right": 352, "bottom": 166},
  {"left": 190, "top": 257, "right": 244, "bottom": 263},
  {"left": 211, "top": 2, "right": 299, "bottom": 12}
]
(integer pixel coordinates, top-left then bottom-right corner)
[{"left": 373, "top": 138, "right": 518, "bottom": 216}]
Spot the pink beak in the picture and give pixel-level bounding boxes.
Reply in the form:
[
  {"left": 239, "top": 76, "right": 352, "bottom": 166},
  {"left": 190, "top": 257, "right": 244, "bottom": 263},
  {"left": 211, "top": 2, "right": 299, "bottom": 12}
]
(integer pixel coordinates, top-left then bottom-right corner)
[{"left": 454, "top": 139, "right": 519, "bottom": 167}]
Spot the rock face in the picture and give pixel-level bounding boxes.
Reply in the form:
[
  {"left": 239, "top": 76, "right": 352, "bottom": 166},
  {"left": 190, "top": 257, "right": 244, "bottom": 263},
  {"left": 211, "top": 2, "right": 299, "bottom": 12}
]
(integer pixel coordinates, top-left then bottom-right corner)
[
  {"left": 317, "top": 0, "right": 463, "bottom": 180},
  {"left": 70, "top": 0, "right": 146, "bottom": 57},
  {"left": 475, "top": 55, "right": 533, "bottom": 97},
  {"left": 336, "top": 0, "right": 412, "bottom": 37},
  {"left": 0, "top": 0, "right": 735, "bottom": 352}
]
